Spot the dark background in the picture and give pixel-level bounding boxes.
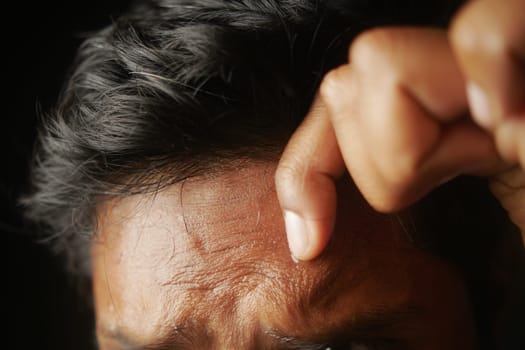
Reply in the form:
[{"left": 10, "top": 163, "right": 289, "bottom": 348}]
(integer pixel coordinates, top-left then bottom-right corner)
[{"left": 4, "top": 1, "right": 130, "bottom": 349}]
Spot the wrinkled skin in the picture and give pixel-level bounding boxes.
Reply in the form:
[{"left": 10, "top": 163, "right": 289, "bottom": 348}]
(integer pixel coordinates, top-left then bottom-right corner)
[{"left": 93, "top": 162, "right": 476, "bottom": 350}]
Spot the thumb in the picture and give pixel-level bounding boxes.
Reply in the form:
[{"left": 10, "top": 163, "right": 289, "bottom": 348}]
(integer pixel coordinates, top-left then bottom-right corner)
[{"left": 275, "top": 97, "right": 345, "bottom": 261}]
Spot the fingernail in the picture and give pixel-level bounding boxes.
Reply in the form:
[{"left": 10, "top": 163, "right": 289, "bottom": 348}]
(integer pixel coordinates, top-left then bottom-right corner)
[
  {"left": 284, "top": 211, "right": 309, "bottom": 262},
  {"left": 467, "top": 82, "right": 494, "bottom": 129}
]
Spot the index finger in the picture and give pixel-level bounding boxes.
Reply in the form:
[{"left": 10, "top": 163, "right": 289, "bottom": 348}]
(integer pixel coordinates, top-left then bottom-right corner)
[{"left": 275, "top": 95, "right": 345, "bottom": 261}]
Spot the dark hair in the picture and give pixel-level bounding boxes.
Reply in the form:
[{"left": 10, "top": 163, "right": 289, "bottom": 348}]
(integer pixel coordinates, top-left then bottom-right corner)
[{"left": 22, "top": 0, "right": 463, "bottom": 277}]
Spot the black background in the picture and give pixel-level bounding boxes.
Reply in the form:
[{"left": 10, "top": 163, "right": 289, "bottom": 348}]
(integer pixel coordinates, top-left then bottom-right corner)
[{"left": 4, "top": 1, "right": 130, "bottom": 349}]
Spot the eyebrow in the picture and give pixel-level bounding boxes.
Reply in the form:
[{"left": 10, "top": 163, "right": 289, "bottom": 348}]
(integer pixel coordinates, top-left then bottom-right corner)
[
  {"left": 101, "top": 304, "right": 419, "bottom": 350},
  {"left": 99, "top": 326, "right": 195, "bottom": 350},
  {"left": 266, "top": 304, "right": 420, "bottom": 349}
]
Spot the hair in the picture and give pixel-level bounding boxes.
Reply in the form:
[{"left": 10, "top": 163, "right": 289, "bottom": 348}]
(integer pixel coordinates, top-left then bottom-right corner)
[{"left": 21, "top": 0, "right": 520, "bottom": 346}]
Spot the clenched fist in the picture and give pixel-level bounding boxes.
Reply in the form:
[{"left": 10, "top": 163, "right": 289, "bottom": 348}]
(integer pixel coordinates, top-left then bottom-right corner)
[{"left": 276, "top": 0, "right": 525, "bottom": 261}]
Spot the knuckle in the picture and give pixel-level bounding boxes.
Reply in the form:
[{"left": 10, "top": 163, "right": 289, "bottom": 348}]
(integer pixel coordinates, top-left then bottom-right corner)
[
  {"left": 380, "top": 158, "right": 418, "bottom": 193},
  {"left": 392, "top": 156, "right": 420, "bottom": 187},
  {"left": 355, "top": 158, "right": 421, "bottom": 213},
  {"left": 349, "top": 28, "right": 402, "bottom": 81},
  {"left": 351, "top": 28, "right": 391, "bottom": 62},
  {"left": 365, "top": 189, "right": 406, "bottom": 213},
  {"left": 275, "top": 161, "right": 304, "bottom": 192},
  {"left": 368, "top": 183, "right": 417, "bottom": 214},
  {"left": 451, "top": 4, "right": 508, "bottom": 59},
  {"left": 381, "top": 153, "right": 421, "bottom": 197},
  {"left": 319, "top": 68, "right": 342, "bottom": 106}
]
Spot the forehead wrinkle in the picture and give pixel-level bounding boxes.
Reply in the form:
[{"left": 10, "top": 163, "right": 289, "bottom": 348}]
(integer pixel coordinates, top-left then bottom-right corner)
[
  {"left": 160, "top": 251, "right": 268, "bottom": 296},
  {"left": 162, "top": 164, "right": 293, "bottom": 325},
  {"left": 253, "top": 262, "right": 370, "bottom": 341},
  {"left": 173, "top": 170, "right": 367, "bottom": 333},
  {"left": 92, "top": 162, "right": 290, "bottom": 346},
  {"left": 175, "top": 166, "right": 276, "bottom": 257},
  {"left": 256, "top": 179, "right": 382, "bottom": 334},
  {"left": 96, "top": 161, "right": 382, "bottom": 345},
  {"left": 158, "top": 262, "right": 271, "bottom": 345}
]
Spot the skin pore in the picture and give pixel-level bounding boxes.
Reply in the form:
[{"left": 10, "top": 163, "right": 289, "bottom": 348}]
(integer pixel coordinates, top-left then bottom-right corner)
[{"left": 92, "top": 162, "right": 477, "bottom": 349}]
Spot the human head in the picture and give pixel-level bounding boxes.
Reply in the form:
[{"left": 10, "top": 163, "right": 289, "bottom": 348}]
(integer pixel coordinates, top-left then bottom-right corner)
[{"left": 23, "top": 0, "right": 517, "bottom": 348}]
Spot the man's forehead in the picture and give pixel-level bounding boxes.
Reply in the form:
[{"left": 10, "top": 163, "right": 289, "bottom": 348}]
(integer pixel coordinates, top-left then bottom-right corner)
[
  {"left": 91, "top": 163, "right": 352, "bottom": 337},
  {"left": 91, "top": 161, "right": 441, "bottom": 346},
  {"left": 94, "top": 162, "right": 290, "bottom": 267}
]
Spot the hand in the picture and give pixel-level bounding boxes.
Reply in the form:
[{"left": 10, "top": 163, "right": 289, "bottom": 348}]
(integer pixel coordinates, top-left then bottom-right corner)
[
  {"left": 451, "top": 0, "right": 525, "bottom": 237},
  {"left": 275, "top": 0, "right": 525, "bottom": 261}
]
